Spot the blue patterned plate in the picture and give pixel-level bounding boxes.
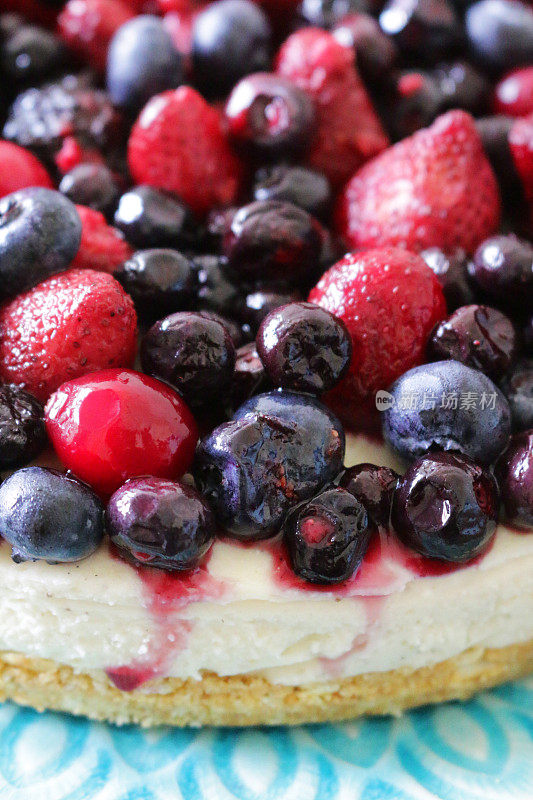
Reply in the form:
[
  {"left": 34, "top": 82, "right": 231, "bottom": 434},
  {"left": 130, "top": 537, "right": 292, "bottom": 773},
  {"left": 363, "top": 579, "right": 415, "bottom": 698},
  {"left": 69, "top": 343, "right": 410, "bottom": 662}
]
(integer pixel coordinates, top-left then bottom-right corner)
[{"left": 0, "top": 677, "right": 532, "bottom": 800}]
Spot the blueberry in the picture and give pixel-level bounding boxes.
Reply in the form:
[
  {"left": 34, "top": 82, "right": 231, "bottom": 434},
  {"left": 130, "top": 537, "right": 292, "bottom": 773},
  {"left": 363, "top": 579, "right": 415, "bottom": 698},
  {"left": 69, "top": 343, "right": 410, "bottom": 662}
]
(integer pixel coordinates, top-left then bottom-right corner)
[
  {"left": 256, "top": 301, "right": 352, "bottom": 394},
  {"left": 222, "top": 201, "right": 323, "bottom": 289},
  {"left": 382, "top": 360, "right": 511, "bottom": 465},
  {"left": 231, "top": 342, "right": 270, "bottom": 410},
  {"left": 475, "top": 116, "right": 524, "bottom": 210},
  {"left": 392, "top": 451, "right": 499, "bottom": 562},
  {"left": 501, "top": 360, "right": 533, "bottom": 431},
  {"left": 299, "top": 0, "right": 371, "bottom": 28},
  {"left": 59, "top": 163, "right": 121, "bottom": 218},
  {"left": 420, "top": 248, "right": 475, "bottom": 311},
  {"left": 225, "top": 73, "right": 315, "bottom": 158},
  {"left": 238, "top": 289, "right": 303, "bottom": 333},
  {"left": 0, "top": 385, "right": 46, "bottom": 469},
  {"left": 466, "top": 0, "right": 533, "bottom": 71},
  {"left": 470, "top": 235, "right": 533, "bottom": 311},
  {"left": 192, "top": 0, "right": 272, "bottom": 98},
  {"left": 0, "top": 467, "right": 104, "bottom": 563},
  {"left": 141, "top": 311, "right": 236, "bottom": 412},
  {"left": 193, "top": 254, "right": 243, "bottom": 317},
  {"left": 496, "top": 431, "right": 533, "bottom": 529},
  {"left": 332, "top": 12, "right": 399, "bottom": 81},
  {"left": 194, "top": 408, "right": 344, "bottom": 540},
  {"left": 428, "top": 304, "right": 517, "bottom": 381},
  {"left": 0, "top": 188, "right": 81, "bottom": 299},
  {"left": 252, "top": 165, "right": 332, "bottom": 220},
  {"left": 379, "top": 0, "right": 464, "bottom": 64},
  {"left": 107, "top": 16, "right": 183, "bottom": 112},
  {"left": 114, "top": 185, "right": 201, "bottom": 250},
  {"left": 106, "top": 477, "right": 215, "bottom": 571},
  {"left": 340, "top": 463, "right": 399, "bottom": 528},
  {"left": 114, "top": 249, "right": 197, "bottom": 324},
  {"left": 283, "top": 487, "right": 371, "bottom": 585},
  {"left": 1, "top": 24, "right": 66, "bottom": 85}
]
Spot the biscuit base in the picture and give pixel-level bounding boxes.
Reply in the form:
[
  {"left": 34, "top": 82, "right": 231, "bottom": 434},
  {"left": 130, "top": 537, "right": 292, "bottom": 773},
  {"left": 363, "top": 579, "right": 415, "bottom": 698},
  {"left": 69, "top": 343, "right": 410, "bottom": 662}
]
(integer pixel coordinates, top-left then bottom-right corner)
[{"left": 0, "top": 641, "right": 531, "bottom": 727}]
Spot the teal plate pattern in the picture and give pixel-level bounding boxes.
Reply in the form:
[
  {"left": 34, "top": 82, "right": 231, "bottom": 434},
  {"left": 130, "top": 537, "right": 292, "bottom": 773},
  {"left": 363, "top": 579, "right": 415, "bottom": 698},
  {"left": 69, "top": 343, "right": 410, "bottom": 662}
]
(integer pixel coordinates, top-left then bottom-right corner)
[{"left": 0, "top": 676, "right": 532, "bottom": 800}]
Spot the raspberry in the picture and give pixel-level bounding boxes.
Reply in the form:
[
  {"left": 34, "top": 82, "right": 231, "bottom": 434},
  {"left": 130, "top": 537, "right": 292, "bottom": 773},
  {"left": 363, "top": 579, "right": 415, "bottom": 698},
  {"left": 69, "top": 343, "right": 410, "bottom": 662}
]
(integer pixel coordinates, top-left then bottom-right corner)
[
  {"left": 71, "top": 206, "right": 133, "bottom": 273},
  {"left": 0, "top": 140, "right": 53, "bottom": 198}
]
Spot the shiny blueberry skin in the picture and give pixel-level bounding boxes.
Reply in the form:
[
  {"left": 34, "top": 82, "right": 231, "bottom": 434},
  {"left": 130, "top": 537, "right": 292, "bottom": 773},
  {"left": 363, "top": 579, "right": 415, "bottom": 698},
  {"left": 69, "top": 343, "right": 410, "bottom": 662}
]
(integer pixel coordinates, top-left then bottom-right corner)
[
  {"left": 256, "top": 302, "right": 352, "bottom": 394},
  {"left": 59, "top": 164, "right": 121, "bottom": 218},
  {"left": 0, "top": 467, "right": 104, "bottom": 563},
  {"left": 193, "top": 254, "right": 243, "bottom": 317},
  {"left": 379, "top": 0, "right": 464, "bottom": 64},
  {"left": 106, "top": 477, "right": 215, "bottom": 571},
  {"left": 222, "top": 201, "right": 323, "bottom": 289},
  {"left": 332, "top": 12, "right": 398, "bottom": 81},
  {"left": 392, "top": 452, "right": 499, "bottom": 563},
  {"left": 231, "top": 342, "right": 270, "bottom": 410},
  {"left": 496, "top": 431, "right": 533, "bottom": 529},
  {"left": 0, "top": 384, "right": 46, "bottom": 469},
  {"left": 252, "top": 165, "right": 332, "bottom": 220},
  {"left": 107, "top": 16, "right": 183, "bottom": 112},
  {"left": 383, "top": 360, "right": 512, "bottom": 465},
  {"left": 114, "top": 249, "right": 197, "bottom": 324},
  {"left": 421, "top": 248, "right": 475, "bottom": 311},
  {"left": 340, "top": 463, "right": 399, "bottom": 528},
  {"left": 470, "top": 235, "right": 533, "bottom": 311},
  {"left": 501, "top": 360, "right": 533, "bottom": 431},
  {"left": 194, "top": 408, "right": 344, "bottom": 540},
  {"left": 141, "top": 311, "right": 236, "bottom": 412},
  {"left": 192, "top": 0, "right": 272, "bottom": 98},
  {"left": 225, "top": 73, "right": 315, "bottom": 158},
  {"left": 299, "top": 0, "right": 371, "bottom": 28},
  {"left": 428, "top": 305, "right": 517, "bottom": 381},
  {"left": 114, "top": 185, "right": 201, "bottom": 250},
  {"left": 1, "top": 24, "right": 65, "bottom": 86},
  {"left": 238, "top": 289, "right": 303, "bottom": 333},
  {"left": 466, "top": 0, "right": 533, "bottom": 71},
  {"left": 0, "top": 188, "right": 81, "bottom": 299},
  {"left": 283, "top": 486, "right": 371, "bottom": 585}
]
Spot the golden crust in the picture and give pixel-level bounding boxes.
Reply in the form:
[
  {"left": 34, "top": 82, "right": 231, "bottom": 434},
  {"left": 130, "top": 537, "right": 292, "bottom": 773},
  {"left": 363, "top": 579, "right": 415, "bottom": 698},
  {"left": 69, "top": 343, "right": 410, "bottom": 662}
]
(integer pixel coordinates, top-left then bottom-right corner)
[{"left": 0, "top": 641, "right": 531, "bottom": 727}]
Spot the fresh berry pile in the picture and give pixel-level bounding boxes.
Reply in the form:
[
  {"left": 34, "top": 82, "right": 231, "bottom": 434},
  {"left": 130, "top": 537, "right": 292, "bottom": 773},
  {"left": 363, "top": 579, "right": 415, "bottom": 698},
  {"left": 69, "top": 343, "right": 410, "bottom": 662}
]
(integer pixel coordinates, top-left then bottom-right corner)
[{"left": 0, "top": 0, "right": 531, "bottom": 586}]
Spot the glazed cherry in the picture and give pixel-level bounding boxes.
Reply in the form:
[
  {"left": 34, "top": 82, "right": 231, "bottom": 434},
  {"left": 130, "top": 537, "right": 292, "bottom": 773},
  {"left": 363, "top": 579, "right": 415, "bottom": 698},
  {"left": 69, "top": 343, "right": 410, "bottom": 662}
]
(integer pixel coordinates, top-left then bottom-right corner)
[
  {"left": 256, "top": 302, "right": 352, "bottom": 394},
  {"left": 496, "top": 431, "right": 533, "bottom": 530},
  {"left": 44, "top": 369, "right": 198, "bottom": 497},
  {"left": 392, "top": 451, "right": 499, "bottom": 563},
  {"left": 428, "top": 304, "right": 517, "bottom": 381},
  {"left": 106, "top": 477, "right": 215, "bottom": 571},
  {"left": 494, "top": 67, "right": 533, "bottom": 118},
  {"left": 340, "top": 463, "right": 399, "bottom": 528},
  {"left": 470, "top": 235, "right": 533, "bottom": 311},
  {"left": 421, "top": 248, "right": 475, "bottom": 311},
  {"left": 252, "top": 165, "right": 332, "bottom": 220},
  {"left": 283, "top": 486, "right": 371, "bottom": 585},
  {"left": 501, "top": 360, "right": 533, "bottom": 431},
  {"left": 224, "top": 73, "right": 315, "bottom": 158}
]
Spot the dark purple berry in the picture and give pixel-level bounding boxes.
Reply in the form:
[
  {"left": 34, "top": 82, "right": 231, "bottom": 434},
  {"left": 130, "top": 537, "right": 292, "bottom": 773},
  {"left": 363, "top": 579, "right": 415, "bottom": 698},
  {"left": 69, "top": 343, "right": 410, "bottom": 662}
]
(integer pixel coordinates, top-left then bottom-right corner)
[
  {"left": 114, "top": 185, "right": 201, "bottom": 250},
  {"left": 387, "top": 71, "right": 444, "bottom": 139},
  {"left": 470, "top": 235, "right": 533, "bottom": 311},
  {"left": 141, "top": 311, "right": 236, "bottom": 412},
  {"left": 1, "top": 24, "right": 66, "bottom": 86},
  {"left": 392, "top": 451, "right": 499, "bottom": 563},
  {"left": 202, "top": 311, "right": 249, "bottom": 348},
  {"left": 231, "top": 342, "right": 269, "bottom": 409},
  {"left": 252, "top": 165, "right": 332, "bottom": 220},
  {"left": 284, "top": 486, "right": 371, "bottom": 585},
  {"left": 466, "top": 0, "right": 533, "bottom": 71},
  {"left": 299, "top": 0, "right": 371, "bottom": 29},
  {"left": 432, "top": 61, "right": 490, "bottom": 115},
  {"left": 205, "top": 206, "right": 237, "bottom": 246},
  {"left": 496, "top": 431, "right": 533, "bottom": 530},
  {"left": 428, "top": 304, "right": 517, "bottom": 381},
  {"left": 420, "top": 247, "right": 475, "bottom": 311},
  {"left": 225, "top": 73, "right": 315, "bottom": 158},
  {"left": 193, "top": 254, "right": 243, "bottom": 317},
  {"left": 332, "top": 12, "right": 398, "bottom": 81},
  {"left": 0, "top": 467, "right": 104, "bottom": 563},
  {"left": 379, "top": 0, "right": 464, "bottom": 64},
  {"left": 222, "top": 200, "right": 323, "bottom": 289},
  {"left": 256, "top": 301, "right": 352, "bottom": 394},
  {"left": 59, "top": 163, "right": 121, "bottom": 217},
  {"left": 113, "top": 249, "right": 197, "bottom": 324},
  {"left": 501, "top": 360, "right": 533, "bottom": 431},
  {"left": 340, "top": 463, "right": 399, "bottom": 528},
  {"left": 476, "top": 115, "right": 523, "bottom": 209},
  {"left": 238, "top": 288, "right": 303, "bottom": 333},
  {"left": 0, "top": 384, "right": 47, "bottom": 469},
  {"left": 106, "top": 477, "right": 215, "bottom": 571},
  {"left": 525, "top": 316, "right": 533, "bottom": 355}
]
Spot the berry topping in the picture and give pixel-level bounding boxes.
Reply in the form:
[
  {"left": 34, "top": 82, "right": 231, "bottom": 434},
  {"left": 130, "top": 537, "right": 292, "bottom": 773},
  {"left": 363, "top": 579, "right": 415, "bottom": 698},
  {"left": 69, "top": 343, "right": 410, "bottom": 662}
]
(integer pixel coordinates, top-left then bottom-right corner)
[
  {"left": 420, "top": 248, "right": 475, "bottom": 311},
  {"left": 470, "top": 234, "right": 533, "bottom": 310},
  {"left": 501, "top": 360, "right": 533, "bottom": 432},
  {"left": 114, "top": 185, "right": 201, "bottom": 250},
  {"left": 283, "top": 486, "right": 371, "bottom": 585},
  {"left": 45, "top": 369, "right": 198, "bottom": 496},
  {"left": 340, "top": 463, "right": 399, "bottom": 528},
  {"left": 70, "top": 205, "right": 133, "bottom": 273},
  {"left": 496, "top": 430, "right": 533, "bottom": 530},
  {"left": 106, "top": 477, "right": 215, "bottom": 570},
  {"left": 383, "top": 360, "right": 512, "bottom": 465},
  {"left": 59, "top": 163, "right": 121, "bottom": 218},
  {"left": 0, "top": 140, "right": 52, "bottom": 199},
  {"left": 256, "top": 301, "right": 352, "bottom": 394},
  {"left": 0, "top": 467, "right": 104, "bottom": 563},
  {"left": 309, "top": 248, "right": 446, "bottom": 430},
  {"left": 141, "top": 311, "right": 236, "bottom": 413},
  {"left": 252, "top": 165, "right": 331, "bottom": 220},
  {"left": 428, "top": 304, "right": 517, "bottom": 381},
  {"left": 0, "top": 384, "right": 47, "bottom": 469},
  {"left": 0, "top": 188, "right": 81, "bottom": 299},
  {"left": 0, "top": 269, "right": 137, "bottom": 402},
  {"left": 392, "top": 451, "right": 499, "bottom": 563}
]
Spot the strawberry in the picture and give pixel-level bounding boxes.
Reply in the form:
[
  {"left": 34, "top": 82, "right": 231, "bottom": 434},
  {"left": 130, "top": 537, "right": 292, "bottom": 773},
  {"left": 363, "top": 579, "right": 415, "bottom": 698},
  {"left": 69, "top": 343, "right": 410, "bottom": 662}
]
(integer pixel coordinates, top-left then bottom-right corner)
[
  {"left": 0, "top": 140, "right": 53, "bottom": 198},
  {"left": 0, "top": 269, "right": 137, "bottom": 402},
  {"left": 71, "top": 206, "right": 133, "bottom": 273},
  {"left": 58, "top": 0, "right": 135, "bottom": 73},
  {"left": 275, "top": 28, "right": 389, "bottom": 187},
  {"left": 337, "top": 110, "right": 501, "bottom": 254},
  {"left": 309, "top": 248, "right": 447, "bottom": 432},
  {"left": 128, "top": 86, "right": 244, "bottom": 217}
]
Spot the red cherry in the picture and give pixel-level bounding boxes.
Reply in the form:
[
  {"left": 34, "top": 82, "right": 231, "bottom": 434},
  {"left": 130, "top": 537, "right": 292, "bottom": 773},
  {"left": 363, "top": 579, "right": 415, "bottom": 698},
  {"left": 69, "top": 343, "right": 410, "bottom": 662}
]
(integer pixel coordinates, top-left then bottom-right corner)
[{"left": 45, "top": 369, "right": 198, "bottom": 496}]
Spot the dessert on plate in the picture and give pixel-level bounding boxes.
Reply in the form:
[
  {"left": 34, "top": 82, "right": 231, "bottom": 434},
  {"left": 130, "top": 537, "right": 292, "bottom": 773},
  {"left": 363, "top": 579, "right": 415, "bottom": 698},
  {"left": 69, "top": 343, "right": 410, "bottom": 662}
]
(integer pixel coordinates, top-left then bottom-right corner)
[{"left": 0, "top": 0, "right": 531, "bottom": 727}]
